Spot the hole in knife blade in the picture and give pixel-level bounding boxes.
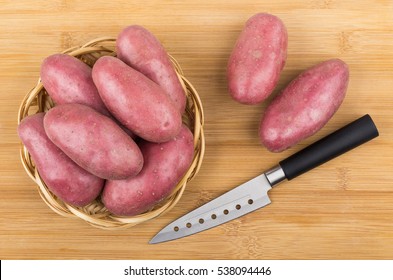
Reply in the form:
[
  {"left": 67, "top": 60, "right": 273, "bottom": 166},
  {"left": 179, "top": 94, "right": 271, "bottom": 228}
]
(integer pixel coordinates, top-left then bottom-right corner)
[
  {"left": 199, "top": 218, "right": 204, "bottom": 224},
  {"left": 236, "top": 204, "right": 241, "bottom": 210},
  {"left": 248, "top": 199, "right": 254, "bottom": 205},
  {"left": 174, "top": 226, "right": 179, "bottom": 232},
  {"left": 211, "top": 214, "right": 217, "bottom": 220},
  {"left": 186, "top": 222, "right": 192, "bottom": 228},
  {"left": 223, "top": 209, "right": 229, "bottom": 215}
]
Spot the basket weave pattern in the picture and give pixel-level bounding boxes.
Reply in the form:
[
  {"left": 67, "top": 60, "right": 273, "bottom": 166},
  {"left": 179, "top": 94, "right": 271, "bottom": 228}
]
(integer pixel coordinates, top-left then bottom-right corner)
[{"left": 18, "top": 37, "right": 205, "bottom": 230}]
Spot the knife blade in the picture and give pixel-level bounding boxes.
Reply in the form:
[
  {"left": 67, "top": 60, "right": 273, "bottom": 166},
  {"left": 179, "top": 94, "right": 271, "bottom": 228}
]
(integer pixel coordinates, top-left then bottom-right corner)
[{"left": 150, "top": 114, "right": 379, "bottom": 244}]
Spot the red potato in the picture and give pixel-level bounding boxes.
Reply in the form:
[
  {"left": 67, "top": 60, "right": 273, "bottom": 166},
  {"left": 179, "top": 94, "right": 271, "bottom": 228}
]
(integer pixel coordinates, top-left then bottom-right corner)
[
  {"left": 41, "top": 54, "right": 136, "bottom": 139},
  {"left": 116, "top": 25, "right": 186, "bottom": 113},
  {"left": 43, "top": 104, "right": 144, "bottom": 180},
  {"left": 92, "top": 56, "right": 182, "bottom": 143},
  {"left": 102, "top": 124, "right": 194, "bottom": 216},
  {"left": 17, "top": 113, "right": 104, "bottom": 207},
  {"left": 227, "top": 13, "right": 288, "bottom": 104},
  {"left": 259, "top": 59, "right": 349, "bottom": 152},
  {"left": 40, "top": 54, "right": 111, "bottom": 116}
]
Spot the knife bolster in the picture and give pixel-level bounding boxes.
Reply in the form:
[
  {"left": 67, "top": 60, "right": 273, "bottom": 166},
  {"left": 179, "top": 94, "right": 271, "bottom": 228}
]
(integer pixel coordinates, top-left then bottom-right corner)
[{"left": 265, "top": 165, "right": 286, "bottom": 186}]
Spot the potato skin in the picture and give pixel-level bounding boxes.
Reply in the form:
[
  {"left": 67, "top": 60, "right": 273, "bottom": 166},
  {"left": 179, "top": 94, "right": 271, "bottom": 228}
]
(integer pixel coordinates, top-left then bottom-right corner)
[
  {"left": 92, "top": 56, "right": 182, "bottom": 143},
  {"left": 227, "top": 13, "right": 288, "bottom": 104},
  {"left": 259, "top": 59, "right": 349, "bottom": 152},
  {"left": 40, "top": 54, "right": 110, "bottom": 116},
  {"left": 43, "top": 104, "right": 144, "bottom": 180},
  {"left": 116, "top": 25, "right": 186, "bottom": 113},
  {"left": 102, "top": 124, "right": 194, "bottom": 216},
  {"left": 17, "top": 113, "right": 104, "bottom": 207}
]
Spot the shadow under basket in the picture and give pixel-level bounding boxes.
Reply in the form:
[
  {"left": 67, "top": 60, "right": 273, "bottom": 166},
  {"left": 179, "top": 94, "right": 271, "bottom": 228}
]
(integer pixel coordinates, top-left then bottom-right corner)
[{"left": 17, "top": 37, "right": 205, "bottom": 230}]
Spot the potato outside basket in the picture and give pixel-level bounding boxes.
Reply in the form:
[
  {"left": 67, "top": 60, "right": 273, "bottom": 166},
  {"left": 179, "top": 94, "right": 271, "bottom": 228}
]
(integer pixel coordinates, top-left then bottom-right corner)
[{"left": 17, "top": 37, "right": 205, "bottom": 230}]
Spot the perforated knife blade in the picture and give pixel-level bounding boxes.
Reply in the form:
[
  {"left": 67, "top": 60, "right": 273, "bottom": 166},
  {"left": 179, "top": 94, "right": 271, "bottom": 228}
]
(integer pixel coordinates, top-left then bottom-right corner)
[
  {"left": 150, "top": 173, "right": 274, "bottom": 244},
  {"left": 150, "top": 115, "right": 379, "bottom": 244}
]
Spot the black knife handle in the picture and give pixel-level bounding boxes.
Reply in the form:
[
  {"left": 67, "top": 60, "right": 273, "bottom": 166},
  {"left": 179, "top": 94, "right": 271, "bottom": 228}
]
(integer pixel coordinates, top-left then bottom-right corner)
[{"left": 279, "top": 114, "right": 379, "bottom": 181}]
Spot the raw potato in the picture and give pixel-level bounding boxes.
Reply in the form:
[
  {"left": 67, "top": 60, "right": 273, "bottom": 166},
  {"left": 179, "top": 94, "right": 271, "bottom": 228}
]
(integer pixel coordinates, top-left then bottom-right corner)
[
  {"left": 259, "top": 59, "right": 349, "bottom": 152},
  {"left": 40, "top": 54, "right": 111, "bottom": 116},
  {"left": 116, "top": 25, "right": 186, "bottom": 113},
  {"left": 102, "top": 124, "right": 194, "bottom": 216},
  {"left": 41, "top": 54, "right": 136, "bottom": 139},
  {"left": 227, "top": 13, "right": 288, "bottom": 104},
  {"left": 43, "top": 103, "right": 144, "bottom": 180},
  {"left": 17, "top": 113, "right": 104, "bottom": 207},
  {"left": 92, "top": 56, "right": 182, "bottom": 143}
]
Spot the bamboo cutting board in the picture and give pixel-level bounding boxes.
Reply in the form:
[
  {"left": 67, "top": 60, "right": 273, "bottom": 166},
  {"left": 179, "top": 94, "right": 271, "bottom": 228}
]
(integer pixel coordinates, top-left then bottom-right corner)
[{"left": 1, "top": 0, "right": 393, "bottom": 260}]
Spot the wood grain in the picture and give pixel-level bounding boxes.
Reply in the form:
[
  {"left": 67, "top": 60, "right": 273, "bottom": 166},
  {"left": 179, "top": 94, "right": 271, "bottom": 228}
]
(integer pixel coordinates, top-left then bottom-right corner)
[{"left": 1, "top": 0, "right": 393, "bottom": 259}]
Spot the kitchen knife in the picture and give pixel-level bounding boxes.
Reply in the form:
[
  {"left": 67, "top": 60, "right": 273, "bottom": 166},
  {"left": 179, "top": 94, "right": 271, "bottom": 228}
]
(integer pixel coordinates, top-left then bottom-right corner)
[{"left": 149, "top": 114, "right": 379, "bottom": 244}]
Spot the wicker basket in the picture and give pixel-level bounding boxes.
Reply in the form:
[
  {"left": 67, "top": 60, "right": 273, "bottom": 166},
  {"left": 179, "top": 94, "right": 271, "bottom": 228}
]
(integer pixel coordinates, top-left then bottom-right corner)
[{"left": 17, "top": 37, "right": 205, "bottom": 230}]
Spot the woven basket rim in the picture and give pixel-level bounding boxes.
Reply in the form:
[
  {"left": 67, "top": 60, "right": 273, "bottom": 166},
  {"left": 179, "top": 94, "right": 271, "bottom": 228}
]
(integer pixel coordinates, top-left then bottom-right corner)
[{"left": 18, "top": 37, "right": 205, "bottom": 230}]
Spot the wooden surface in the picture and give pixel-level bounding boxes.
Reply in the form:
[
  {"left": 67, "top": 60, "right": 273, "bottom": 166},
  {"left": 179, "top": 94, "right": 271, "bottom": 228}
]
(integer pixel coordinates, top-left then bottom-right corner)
[{"left": 1, "top": 0, "right": 393, "bottom": 260}]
